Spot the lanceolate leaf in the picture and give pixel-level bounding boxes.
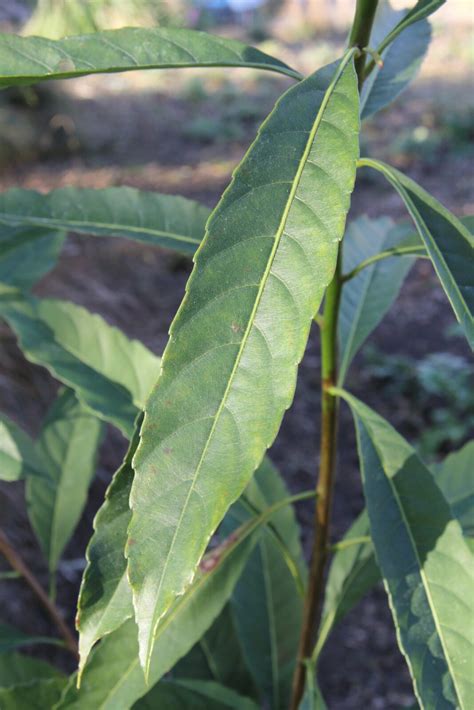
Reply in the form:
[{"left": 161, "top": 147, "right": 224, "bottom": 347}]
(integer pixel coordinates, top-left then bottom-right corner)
[
  {"left": 338, "top": 390, "right": 474, "bottom": 709},
  {"left": 0, "top": 413, "right": 42, "bottom": 481},
  {"left": 361, "top": 0, "right": 431, "bottom": 119},
  {"left": 0, "top": 188, "right": 210, "bottom": 256},
  {"left": 434, "top": 441, "right": 474, "bottom": 540},
  {"left": 26, "top": 389, "right": 103, "bottom": 574},
  {"left": 221, "top": 458, "right": 305, "bottom": 709},
  {"left": 128, "top": 52, "right": 360, "bottom": 673},
  {"left": 0, "top": 224, "right": 64, "bottom": 290},
  {"left": 0, "top": 289, "right": 160, "bottom": 435},
  {"left": 358, "top": 159, "right": 474, "bottom": 347},
  {"left": 133, "top": 679, "right": 259, "bottom": 710},
  {"left": 0, "top": 27, "right": 300, "bottom": 89},
  {"left": 338, "top": 217, "right": 416, "bottom": 383},
  {"left": 76, "top": 419, "right": 142, "bottom": 675},
  {"left": 371, "top": 0, "right": 445, "bottom": 57}
]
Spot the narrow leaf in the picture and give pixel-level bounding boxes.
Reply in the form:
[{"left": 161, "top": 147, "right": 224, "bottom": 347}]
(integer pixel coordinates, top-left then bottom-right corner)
[
  {"left": 358, "top": 159, "right": 474, "bottom": 346},
  {"left": 0, "top": 623, "right": 62, "bottom": 653},
  {"left": 338, "top": 390, "right": 474, "bottom": 708},
  {"left": 0, "top": 413, "right": 41, "bottom": 481},
  {"left": 133, "top": 679, "right": 259, "bottom": 710},
  {"left": 434, "top": 441, "right": 474, "bottom": 539},
  {"left": 361, "top": 0, "right": 431, "bottom": 119},
  {"left": 373, "top": 0, "right": 445, "bottom": 56},
  {"left": 76, "top": 418, "right": 142, "bottom": 675},
  {"left": 0, "top": 677, "right": 67, "bottom": 709},
  {"left": 339, "top": 217, "right": 416, "bottom": 383},
  {"left": 0, "top": 187, "right": 210, "bottom": 256},
  {"left": 0, "top": 224, "right": 64, "bottom": 289},
  {"left": 0, "top": 27, "right": 300, "bottom": 89},
  {"left": 128, "top": 52, "right": 360, "bottom": 673},
  {"left": 0, "top": 289, "right": 161, "bottom": 435},
  {"left": 26, "top": 389, "right": 103, "bottom": 573}
]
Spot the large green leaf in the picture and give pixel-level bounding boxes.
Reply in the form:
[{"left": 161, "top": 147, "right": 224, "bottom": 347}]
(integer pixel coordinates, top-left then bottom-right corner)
[
  {"left": 0, "top": 187, "right": 210, "bottom": 256},
  {"left": 0, "top": 224, "right": 64, "bottom": 290},
  {"left": 338, "top": 390, "right": 474, "bottom": 709},
  {"left": 221, "top": 458, "right": 305, "bottom": 709},
  {"left": 434, "top": 441, "right": 474, "bottom": 540},
  {"left": 361, "top": 0, "right": 431, "bottom": 119},
  {"left": 0, "top": 27, "right": 300, "bottom": 89},
  {"left": 0, "top": 413, "right": 42, "bottom": 481},
  {"left": 0, "top": 677, "right": 67, "bottom": 709},
  {"left": 25, "top": 389, "right": 103, "bottom": 573},
  {"left": 134, "top": 679, "right": 259, "bottom": 710},
  {"left": 0, "top": 289, "right": 161, "bottom": 435},
  {"left": 76, "top": 418, "right": 141, "bottom": 675},
  {"left": 358, "top": 159, "right": 474, "bottom": 347},
  {"left": 128, "top": 52, "right": 359, "bottom": 673},
  {"left": 0, "top": 653, "right": 62, "bottom": 687},
  {"left": 0, "top": 623, "right": 62, "bottom": 653},
  {"left": 313, "top": 511, "right": 380, "bottom": 663},
  {"left": 338, "top": 216, "right": 416, "bottom": 383}
]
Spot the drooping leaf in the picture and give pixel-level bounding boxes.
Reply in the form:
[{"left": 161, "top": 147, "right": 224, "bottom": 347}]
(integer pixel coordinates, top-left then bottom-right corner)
[
  {"left": 338, "top": 389, "right": 474, "bottom": 709},
  {"left": 313, "top": 511, "right": 379, "bottom": 662},
  {"left": 25, "top": 389, "right": 103, "bottom": 574},
  {"left": 0, "top": 187, "right": 210, "bottom": 256},
  {"left": 0, "top": 413, "right": 42, "bottom": 482},
  {"left": 0, "top": 224, "right": 64, "bottom": 290},
  {"left": 0, "top": 652, "right": 63, "bottom": 687},
  {"left": 0, "top": 677, "right": 67, "bottom": 709},
  {"left": 0, "top": 288, "right": 161, "bottom": 435},
  {"left": 433, "top": 441, "right": 474, "bottom": 540},
  {"left": 358, "top": 159, "right": 474, "bottom": 346},
  {"left": 338, "top": 217, "right": 416, "bottom": 383},
  {"left": 173, "top": 605, "right": 256, "bottom": 697},
  {"left": 361, "top": 0, "right": 431, "bottom": 119},
  {"left": 76, "top": 418, "right": 142, "bottom": 675},
  {"left": 0, "top": 27, "right": 300, "bottom": 89},
  {"left": 133, "top": 679, "right": 259, "bottom": 710},
  {"left": 221, "top": 458, "right": 306, "bottom": 709},
  {"left": 128, "top": 51, "right": 360, "bottom": 673},
  {"left": 0, "top": 623, "right": 62, "bottom": 654}
]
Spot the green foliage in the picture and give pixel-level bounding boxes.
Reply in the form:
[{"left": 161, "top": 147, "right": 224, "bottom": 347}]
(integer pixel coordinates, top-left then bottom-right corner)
[{"left": 0, "top": 3, "right": 472, "bottom": 709}]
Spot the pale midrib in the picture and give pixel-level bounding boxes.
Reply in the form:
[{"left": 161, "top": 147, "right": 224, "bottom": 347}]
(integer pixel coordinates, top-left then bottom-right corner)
[
  {"left": 261, "top": 541, "right": 280, "bottom": 707},
  {"left": 141, "top": 50, "right": 356, "bottom": 667},
  {"left": 0, "top": 215, "right": 201, "bottom": 246}
]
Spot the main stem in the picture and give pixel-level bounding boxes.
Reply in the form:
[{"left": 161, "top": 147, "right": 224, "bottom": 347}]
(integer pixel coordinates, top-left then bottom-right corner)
[
  {"left": 290, "top": 3, "right": 378, "bottom": 707},
  {"left": 0, "top": 527, "right": 78, "bottom": 658}
]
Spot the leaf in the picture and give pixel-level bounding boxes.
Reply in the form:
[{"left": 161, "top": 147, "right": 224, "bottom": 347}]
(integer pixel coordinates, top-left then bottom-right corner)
[
  {"left": 0, "top": 187, "right": 210, "bottom": 256},
  {"left": 434, "top": 441, "right": 474, "bottom": 539},
  {"left": 0, "top": 289, "right": 161, "bottom": 435},
  {"left": 0, "top": 27, "right": 300, "bottom": 89},
  {"left": 76, "top": 418, "right": 141, "bottom": 675},
  {"left": 0, "top": 677, "right": 67, "bottom": 709},
  {"left": 313, "top": 511, "right": 380, "bottom": 662},
  {"left": 133, "top": 679, "right": 259, "bottom": 710},
  {"left": 338, "top": 389, "right": 474, "bottom": 709},
  {"left": 173, "top": 605, "right": 256, "bottom": 697},
  {"left": 361, "top": 0, "right": 431, "bottom": 119},
  {"left": 0, "top": 413, "right": 41, "bottom": 482},
  {"left": 25, "top": 389, "right": 103, "bottom": 573},
  {"left": 0, "top": 653, "right": 63, "bottom": 687},
  {"left": 0, "top": 623, "right": 62, "bottom": 654},
  {"left": 128, "top": 51, "right": 360, "bottom": 673},
  {"left": 221, "top": 458, "right": 306, "bottom": 709},
  {"left": 338, "top": 217, "right": 416, "bottom": 383},
  {"left": 299, "top": 677, "right": 327, "bottom": 710},
  {"left": 358, "top": 159, "right": 474, "bottom": 347},
  {"left": 0, "top": 224, "right": 65, "bottom": 290}
]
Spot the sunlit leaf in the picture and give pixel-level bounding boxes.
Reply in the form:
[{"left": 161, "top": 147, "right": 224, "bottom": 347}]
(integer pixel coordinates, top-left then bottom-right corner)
[
  {"left": 0, "top": 413, "right": 41, "bottom": 482},
  {"left": 433, "top": 441, "right": 474, "bottom": 540}
]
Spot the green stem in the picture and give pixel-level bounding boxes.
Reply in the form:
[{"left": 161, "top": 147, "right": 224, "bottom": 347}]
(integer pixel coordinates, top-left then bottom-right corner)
[{"left": 348, "top": 0, "right": 379, "bottom": 86}]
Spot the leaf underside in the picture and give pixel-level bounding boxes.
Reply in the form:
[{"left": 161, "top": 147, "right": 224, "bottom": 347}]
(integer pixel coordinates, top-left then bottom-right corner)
[{"left": 127, "top": 53, "right": 359, "bottom": 672}]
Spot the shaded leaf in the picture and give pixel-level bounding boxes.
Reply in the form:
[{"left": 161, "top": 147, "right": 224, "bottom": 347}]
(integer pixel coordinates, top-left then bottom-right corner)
[
  {"left": 0, "top": 413, "right": 41, "bottom": 482},
  {"left": 0, "top": 27, "right": 300, "bottom": 89},
  {"left": 358, "top": 159, "right": 474, "bottom": 346},
  {"left": 0, "top": 224, "right": 64, "bottom": 290},
  {"left": 375, "top": 0, "right": 445, "bottom": 54},
  {"left": 338, "top": 390, "right": 474, "bottom": 708},
  {"left": 299, "top": 677, "right": 327, "bottom": 710},
  {"left": 26, "top": 389, "right": 103, "bottom": 573},
  {"left": 128, "top": 52, "right": 359, "bottom": 672},
  {"left": 339, "top": 216, "right": 416, "bottom": 383},
  {"left": 361, "top": 0, "right": 431, "bottom": 119},
  {"left": 0, "top": 677, "right": 67, "bottom": 709},
  {"left": 0, "top": 623, "right": 62, "bottom": 654},
  {"left": 0, "top": 652, "right": 63, "bottom": 687},
  {"left": 0, "top": 187, "right": 209, "bottom": 256},
  {"left": 133, "top": 679, "right": 259, "bottom": 710},
  {"left": 0, "top": 289, "right": 161, "bottom": 435},
  {"left": 434, "top": 441, "right": 474, "bottom": 539}
]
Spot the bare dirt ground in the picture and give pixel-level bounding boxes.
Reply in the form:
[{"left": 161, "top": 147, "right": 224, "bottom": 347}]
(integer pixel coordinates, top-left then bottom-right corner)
[{"left": 0, "top": 3, "right": 473, "bottom": 707}]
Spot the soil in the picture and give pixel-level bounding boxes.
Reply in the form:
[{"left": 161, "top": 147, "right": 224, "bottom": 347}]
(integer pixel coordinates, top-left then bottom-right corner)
[{"left": 0, "top": 5, "right": 473, "bottom": 708}]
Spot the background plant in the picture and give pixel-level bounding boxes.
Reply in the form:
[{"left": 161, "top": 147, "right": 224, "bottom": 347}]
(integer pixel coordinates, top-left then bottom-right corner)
[{"left": 0, "top": 1, "right": 473, "bottom": 709}]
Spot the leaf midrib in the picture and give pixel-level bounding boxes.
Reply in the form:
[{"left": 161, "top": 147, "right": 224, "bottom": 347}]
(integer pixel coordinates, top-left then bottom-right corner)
[{"left": 140, "top": 50, "right": 356, "bottom": 667}]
